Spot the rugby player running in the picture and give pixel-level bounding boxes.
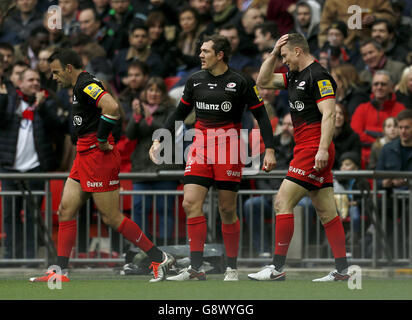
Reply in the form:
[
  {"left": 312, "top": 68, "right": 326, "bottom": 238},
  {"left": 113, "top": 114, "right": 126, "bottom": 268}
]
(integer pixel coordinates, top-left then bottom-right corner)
[{"left": 248, "top": 33, "right": 351, "bottom": 282}]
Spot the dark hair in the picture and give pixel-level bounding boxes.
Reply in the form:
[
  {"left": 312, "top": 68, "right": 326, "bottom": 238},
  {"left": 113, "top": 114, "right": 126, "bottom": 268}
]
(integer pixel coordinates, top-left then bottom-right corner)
[
  {"left": 286, "top": 33, "right": 310, "bottom": 54},
  {"left": 202, "top": 34, "right": 232, "bottom": 63},
  {"left": 360, "top": 38, "right": 383, "bottom": 51},
  {"left": 397, "top": 109, "right": 412, "bottom": 122},
  {"left": 146, "top": 11, "right": 166, "bottom": 28},
  {"left": 127, "top": 60, "right": 149, "bottom": 75},
  {"left": 80, "top": 7, "right": 101, "bottom": 23},
  {"left": 48, "top": 48, "right": 83, "bottom": 69},
  {"left": 372, "top": 19, "right": 394, "bottom": 34},
  {"left": 30, "top": 26, "right": 49, "bottom": 37},
  {"left": 12, "top": 60, "right": 29, "bottom": 69},
  {"left": 219, "top": 23, "right": 239, "bottom": 33},
  {"left": 254, "top": 21, "right": 278, "bottom": 40},
  {"left": 129, "top": 23, "right": 148, "bottom": 35},
  {"left": 0, "top": 42, "right": 14, "bottom": 53},
  {"left": 178, "top": 5, "right": 199, "bottom": 22}
]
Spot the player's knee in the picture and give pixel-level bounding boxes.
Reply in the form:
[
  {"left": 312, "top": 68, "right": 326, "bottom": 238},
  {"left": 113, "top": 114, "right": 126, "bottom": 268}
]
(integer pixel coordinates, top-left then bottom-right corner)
[
  {"left": 58, "top": 202, "right": 75, "bottom": 222},
  {"left": 182, "top": 198, "right": 200, "bottom": 216},
  {"left": 218, "top": 204, "right": 236, "bottom": 218},
  {"left": 274, "top": 196, "right": 286, "bottom": 214}
]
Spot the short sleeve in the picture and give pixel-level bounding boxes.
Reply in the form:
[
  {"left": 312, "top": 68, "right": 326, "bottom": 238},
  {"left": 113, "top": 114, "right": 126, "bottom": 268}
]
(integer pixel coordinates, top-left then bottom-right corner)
[
  {"left": 180, "top": 77, "right": 193, "bottom": 106},
  {"left": 312, "top": 72, "right": 337, "bottom": 103},
  {"left": 80, "top": 81, "right": 107, "bottom": 106},
  {"left": 246, "top": 78, "right": 265, "bottom": 110}
]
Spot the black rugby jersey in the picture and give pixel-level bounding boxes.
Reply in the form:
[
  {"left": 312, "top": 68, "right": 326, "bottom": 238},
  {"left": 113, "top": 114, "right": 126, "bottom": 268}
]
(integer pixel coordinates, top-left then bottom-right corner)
[
  {"left": 179, "top": 68, "right": 264, "bottom": 129},
  {"left": 164, "top": 68, "right": 275, "bottom": 149},
  {"left": 72, "top": 71, "right": 107, "bottom": 138},
  {"left": 283, "top": 61, "right": 336, "bottom": 145}
]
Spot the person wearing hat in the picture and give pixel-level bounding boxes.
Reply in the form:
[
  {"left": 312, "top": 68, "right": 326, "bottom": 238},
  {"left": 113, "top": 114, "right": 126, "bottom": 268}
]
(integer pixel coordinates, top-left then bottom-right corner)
[{"left": 316, "top": 20, "right": 359, "bottom": 69}]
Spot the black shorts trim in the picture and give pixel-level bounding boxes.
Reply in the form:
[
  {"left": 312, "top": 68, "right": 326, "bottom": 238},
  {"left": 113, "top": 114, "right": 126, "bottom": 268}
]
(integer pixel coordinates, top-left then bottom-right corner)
[
  {"left": 70, "top": 177, "right": 81, "bottom": 184},
  {"left": 183, "top": 175, "right": 214, "bottom": 189},
  {"left": 183, "top": 175, "right": 240, "bottom": 192},
  {"left": 285, "top": 176, "right": 333, "bottom": 191}
]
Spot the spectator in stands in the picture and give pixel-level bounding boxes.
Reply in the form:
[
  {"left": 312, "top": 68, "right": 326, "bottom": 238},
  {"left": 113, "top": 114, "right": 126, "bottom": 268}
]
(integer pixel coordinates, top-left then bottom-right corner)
[
  {"left": 333, "top": 151, "right": 366, "bottom": 247},
  {"left": 243, "top": 113, "right": 294, "bottom": 257},
  {"left": 351, "top": 70, "right": 406, "bottom": 168},
  {"left": 59, "top": 0, "right": 81, "bottom": 36},
  {"left": 219, "top": 23, "right": 256, "bottom": 71},
  {"left": 189, "top": 0, "right": 212, "bottom": 25},
  {"left": 371, "top": 19, "right": 409, "bottom": 64},
  {"left": 102, "top": 0, "right": 141, "bottom": 57},
  {"left": 118, "top": 60, "right": 149, "bottom": 120},
  {"left": 292, "top": 0, "right": 320, "bottom": 54},
  {"left": 253, "top": 21, "right": 278, "bottom": 53},
  {"left": 333, "top": 103, "right": 361, "bottom": 170},
  {"left": 395, "top": 66, "right": 412, "bottom": 109},
  {"left": 377, "top": 109, "right": 412, "bottom": 189},
  {"left": 2, "top": 0, "right": 43, "bottom": 44},
  {"left": 258, "top": 85, "right": 288, "bottom": 120},
  {"left": 172, "top": 6, "right": 205, "bottom": 75},
  {"left": 9, "top": 61, "right": 29, "bottom": 88},
  {"left": 14, "top": 26, "right": 50, "bottom": 70},
  {"left": 112, "top": 24, "right": 166, "bottom": 92},
  {"left": 390, "top": 0, "right": 412, "bottom": 52},
  {"left": 0, "top": 6, "right": 19, "bottom": 45},
  {"left": 203, "top": 0, "right": 241, "bottom": 36},
  {"left": 0, "top": 42, "right": 15, "bottom": 79},
  {"left": 43, "top": 7, "right": 71, "bottom": 48},
  {"left": 266, "top": 0, "right": 296, "bottom": 35},
  {"left": 125, "top": 77, "right": 181, "bottom": 242},
  {"left": 368, "top": 116, "right": 399, "bottom": 169},
  {"left": 358, "top": 39, "right": 406, "bottom": 87},
  {"left": 37, "top": 47, "right": 58, "bottom": 92},
  {"left": 92, "top": 0, "right": 111, "bottom": 20},
  {"left": 331, "top": 63, "right": 370, "bottom": 118},
  {"left": 0, "top": 68, "right": 67, "bottom": 260},
  {"left": 80, "top": 42, "right": 113, "bottom": 82},
  {"left": 318, "top": 0, "right": 396, "bottom": 51},
  {"left": 376, "top": 109, "right": 412, "bottom": 248},
  {"left": 78, "top": 7, "right": 115, "bottom": 57},
  {"left": 317, "top": 21, "right": 357, "bottom": 68},
  {"left": 235, "top": 6, "right": 263, "bottom": 56}
]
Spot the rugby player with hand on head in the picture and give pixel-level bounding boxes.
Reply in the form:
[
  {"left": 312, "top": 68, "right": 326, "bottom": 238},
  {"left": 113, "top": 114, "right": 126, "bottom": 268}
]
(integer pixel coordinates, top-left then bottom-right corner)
[
  {"left": 150, "top": 35, "right": 276, "bottom": 281},
  {"left": 30, "top": 48, "right": 174, "bottom": 283},
  {"left": 248, "top": 33, "right": 352, "bottom": 282}
]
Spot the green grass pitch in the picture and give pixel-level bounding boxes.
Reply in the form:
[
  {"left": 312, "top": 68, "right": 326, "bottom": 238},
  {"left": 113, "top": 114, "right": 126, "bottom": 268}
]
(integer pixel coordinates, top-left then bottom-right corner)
[{"left": 1, "top": 273, "right": 412, "bottom": 300}]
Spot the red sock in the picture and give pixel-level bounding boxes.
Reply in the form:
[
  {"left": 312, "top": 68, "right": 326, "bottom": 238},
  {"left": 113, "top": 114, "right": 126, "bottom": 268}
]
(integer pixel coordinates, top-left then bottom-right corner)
[
  {"left": 274, "top": 213, "right": 294, "bottom": 256},
  {"left": 117, "top": 217, "right": 154, "bottom": 252},
  {"left": 58, "top": 220, "right": 77, "bottom": 257},
  {"left": 221, "top": 220, "right": 240, "bottom": 258},
  {"left": 323, "top": 215, "right": 347, "bottom": 259},
  {"left": 187, "top": 216, "right": 207, "bottom": 252}
]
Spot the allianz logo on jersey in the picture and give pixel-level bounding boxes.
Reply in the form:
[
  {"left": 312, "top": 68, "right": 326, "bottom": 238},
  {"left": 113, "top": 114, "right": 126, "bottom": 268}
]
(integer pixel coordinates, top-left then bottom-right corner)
[
  {"left": 288, "top": 100, "right": 305, "bottom": 111},
  {"left": 196, "top": 101, "right": 232, "bottom": 112}
]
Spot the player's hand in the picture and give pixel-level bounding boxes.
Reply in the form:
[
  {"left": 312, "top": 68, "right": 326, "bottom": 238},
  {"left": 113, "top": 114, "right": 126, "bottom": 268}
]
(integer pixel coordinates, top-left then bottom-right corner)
[
  {"left": 262, "top": 149, "right": 277, "bottom": 172},
  {"left": 272, "top": 34, "right": 289, "bottom": 57},
  {"left": 314, "top": 148, "right": 328, "bottom": 172},
  {"left": 98, "top": 141, "right": 113, "bottom": 151},
  {"left": 149, "top": 140, "right": 162, "bottom": 164}
]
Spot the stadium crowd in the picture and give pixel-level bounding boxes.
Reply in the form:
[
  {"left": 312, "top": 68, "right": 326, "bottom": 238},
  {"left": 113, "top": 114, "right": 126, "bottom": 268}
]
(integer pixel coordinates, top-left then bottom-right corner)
[{"left": 1, "top": 0, "right": 412, "bottom": 259}]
